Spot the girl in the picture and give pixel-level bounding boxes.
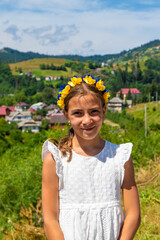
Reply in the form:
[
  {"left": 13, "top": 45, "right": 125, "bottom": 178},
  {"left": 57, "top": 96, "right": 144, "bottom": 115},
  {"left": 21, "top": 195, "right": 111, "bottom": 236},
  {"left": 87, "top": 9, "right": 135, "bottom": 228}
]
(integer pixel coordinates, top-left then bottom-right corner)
[{"left": 42, "top": 75, "right": 140, "bottom": 240}]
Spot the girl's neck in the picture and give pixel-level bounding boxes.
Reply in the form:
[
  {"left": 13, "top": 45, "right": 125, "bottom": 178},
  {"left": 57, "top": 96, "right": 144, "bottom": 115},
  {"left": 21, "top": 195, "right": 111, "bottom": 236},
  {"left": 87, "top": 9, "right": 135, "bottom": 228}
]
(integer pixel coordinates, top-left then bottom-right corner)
[{"left": 72, "top": 135, "right": 105, "bottom": 156}]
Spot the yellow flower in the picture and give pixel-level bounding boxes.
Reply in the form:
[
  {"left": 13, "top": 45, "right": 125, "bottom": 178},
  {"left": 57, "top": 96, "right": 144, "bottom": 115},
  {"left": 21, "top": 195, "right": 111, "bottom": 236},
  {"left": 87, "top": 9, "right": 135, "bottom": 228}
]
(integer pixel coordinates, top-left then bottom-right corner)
[
  {"left": 103, "top": 91, "right": 110, "bottom": 103},
  {"left": 61, "top": 85, "right": 71, "bottom": 98},
  {"left": 57, "top": 97, "right": 65, "bottom": 109},
  {"left": 96, "top": 80, "right": 106, "bottom": 91},
  {"left": 83, "top": 76, "right": 96, "bottom": 85},
  {"left": 68, "top": 77, "right": 82, "bottom": 87}
]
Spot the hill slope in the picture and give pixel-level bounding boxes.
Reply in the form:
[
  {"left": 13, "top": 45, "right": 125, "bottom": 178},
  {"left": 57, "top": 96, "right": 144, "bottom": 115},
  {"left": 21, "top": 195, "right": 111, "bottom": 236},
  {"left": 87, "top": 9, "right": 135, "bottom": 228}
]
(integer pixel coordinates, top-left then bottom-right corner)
[
  {"left": 1, "top": 39, "right": 160, "bottom": 63},
  {"left": 127, "top": 102, "right": 160, "bottom": 128}
]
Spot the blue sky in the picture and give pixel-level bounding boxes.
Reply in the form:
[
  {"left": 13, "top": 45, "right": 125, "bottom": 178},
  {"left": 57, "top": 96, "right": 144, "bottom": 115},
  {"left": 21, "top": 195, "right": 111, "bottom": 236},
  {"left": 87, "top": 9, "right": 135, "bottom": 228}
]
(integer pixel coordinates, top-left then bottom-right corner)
[{"left": 0, "top": 0, "right": 160, "bottom": 56}]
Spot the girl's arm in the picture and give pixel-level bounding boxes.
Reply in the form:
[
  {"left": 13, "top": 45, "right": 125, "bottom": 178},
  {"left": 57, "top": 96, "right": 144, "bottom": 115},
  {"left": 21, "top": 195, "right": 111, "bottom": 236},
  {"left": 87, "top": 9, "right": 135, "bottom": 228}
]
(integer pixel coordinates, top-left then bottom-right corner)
[
  {"left": 42, "top": 153, "right": 65, "bottom": 240},
  {"left": 118, "top": 156, "right": 141, "bottom": 240}
]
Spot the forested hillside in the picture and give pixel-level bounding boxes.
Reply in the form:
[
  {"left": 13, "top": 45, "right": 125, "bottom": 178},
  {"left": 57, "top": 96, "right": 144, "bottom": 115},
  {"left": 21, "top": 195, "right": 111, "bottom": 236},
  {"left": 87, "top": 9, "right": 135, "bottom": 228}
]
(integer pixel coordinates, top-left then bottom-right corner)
[
  {"left": 1, "top": 39, "right": 160, "bottom": 63},
  {"left": 0, "top": 41, "right": 160, "bottom": 107}
]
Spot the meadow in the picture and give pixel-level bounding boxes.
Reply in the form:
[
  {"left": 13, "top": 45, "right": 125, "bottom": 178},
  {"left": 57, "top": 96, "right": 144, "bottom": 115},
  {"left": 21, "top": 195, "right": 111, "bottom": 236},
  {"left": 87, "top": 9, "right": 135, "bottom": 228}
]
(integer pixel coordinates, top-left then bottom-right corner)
[
  {"left": 9, "top": 58, "right": 77, "bottom": 78},
  {"left": 127, "top": 102, "right": 160, "bottom": 126}
]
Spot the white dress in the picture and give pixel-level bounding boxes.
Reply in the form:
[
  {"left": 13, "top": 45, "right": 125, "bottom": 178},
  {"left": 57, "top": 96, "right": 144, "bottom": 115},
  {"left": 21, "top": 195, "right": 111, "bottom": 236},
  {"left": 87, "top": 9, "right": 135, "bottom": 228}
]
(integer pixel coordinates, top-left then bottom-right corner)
[{"left": 42, "top": 140, "right": 133, "bottom": 240}]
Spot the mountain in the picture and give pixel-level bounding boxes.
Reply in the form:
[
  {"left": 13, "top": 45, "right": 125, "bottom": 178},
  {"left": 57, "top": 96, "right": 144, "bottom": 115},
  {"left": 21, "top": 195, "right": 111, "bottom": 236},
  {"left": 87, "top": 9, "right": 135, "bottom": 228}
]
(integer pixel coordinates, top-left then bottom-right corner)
[{"left": 0, "top": 39, "right": 160, "bottom": 63}]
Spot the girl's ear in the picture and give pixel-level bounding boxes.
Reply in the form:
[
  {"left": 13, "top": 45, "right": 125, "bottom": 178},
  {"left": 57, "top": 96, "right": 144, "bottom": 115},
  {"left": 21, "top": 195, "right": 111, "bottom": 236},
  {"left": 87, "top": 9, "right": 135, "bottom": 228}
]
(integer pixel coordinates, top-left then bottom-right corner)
[
  {"left": 103, "top": 105, "right": 107, "bottom": 119},
  {"left": 63, "top": 110, "right": 69, "bottom": 121}
]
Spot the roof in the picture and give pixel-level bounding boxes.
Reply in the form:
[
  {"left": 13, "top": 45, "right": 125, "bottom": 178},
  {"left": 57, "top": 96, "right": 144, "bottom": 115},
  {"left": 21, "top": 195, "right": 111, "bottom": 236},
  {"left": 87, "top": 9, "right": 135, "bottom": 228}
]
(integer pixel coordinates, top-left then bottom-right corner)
[
  {"left": 28, "top": 108, "right": 36, "bottom": 112},
  {"left": 0, "top": 106, "right": 15, "bottom": 116},
  {"left": 8, "top": 111, "right": 31, "bottom": 118},
  {"left": 18, "top": 119, "right": 41, "bottom": 128},
  {"left": 109, "top": 97, "right": 123, "bottom": 103},
  {"left": 117, "top": 88, "right": 140, "bottom": 94},
  {"left": 5, "top": 111, "right": 32, "bottom": 122},
  {"left": 50, "top": 114, "right": 67, "bottom": 124},
  {"left": 30, "top": 102, "right": 47, "bottom": 110},
  {"left": 44, "top": 104, "right": 58, "bottom": 110},
  {"left": 47, "top": 109, "right": 61, "bottom": 116},
  {"left": 15, "top": 102, "right": 29, "bottom": 107}
]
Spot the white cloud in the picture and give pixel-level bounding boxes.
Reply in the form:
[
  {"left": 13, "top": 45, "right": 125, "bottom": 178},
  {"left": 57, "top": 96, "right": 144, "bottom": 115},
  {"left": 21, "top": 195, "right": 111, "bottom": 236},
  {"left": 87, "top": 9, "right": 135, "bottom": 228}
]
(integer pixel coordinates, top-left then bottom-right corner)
[
  {"left": 0, "top": 2, "right": 160, "bottom": 55},
  {"left": 82, "top": 40, "right": 93, "bottom": 49},
  {"left": 4, "top": 24, "right": 22, "bottom": 41}
]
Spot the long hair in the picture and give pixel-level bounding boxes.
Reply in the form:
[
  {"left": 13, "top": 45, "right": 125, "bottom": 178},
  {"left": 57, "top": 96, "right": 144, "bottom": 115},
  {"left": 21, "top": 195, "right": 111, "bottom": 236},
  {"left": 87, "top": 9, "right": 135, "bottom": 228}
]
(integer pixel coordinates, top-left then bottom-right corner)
[{"left": 50, "top": 82, "right": 105, "bottom": 162}]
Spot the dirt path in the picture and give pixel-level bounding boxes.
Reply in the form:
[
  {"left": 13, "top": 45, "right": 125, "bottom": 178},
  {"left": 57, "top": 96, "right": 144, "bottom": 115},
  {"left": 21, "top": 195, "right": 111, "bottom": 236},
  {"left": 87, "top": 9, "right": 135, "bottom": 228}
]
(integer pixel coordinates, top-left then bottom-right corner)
[{"left": 104, "top": 119, "right": 120, "bottom": 128}]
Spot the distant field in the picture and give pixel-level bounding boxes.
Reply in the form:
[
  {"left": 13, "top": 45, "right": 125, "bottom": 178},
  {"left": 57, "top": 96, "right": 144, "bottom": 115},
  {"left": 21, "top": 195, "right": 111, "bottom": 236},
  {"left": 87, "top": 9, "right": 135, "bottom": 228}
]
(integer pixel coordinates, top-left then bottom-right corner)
[
  {"left": 9, "top": 58, "right": 85, "bottom": 80},
  {"left": 127, "top": 102, "right": 160, "bottom": 126},
  {"left": 9, "top": 58, "right": 76, "bottom": 78}
]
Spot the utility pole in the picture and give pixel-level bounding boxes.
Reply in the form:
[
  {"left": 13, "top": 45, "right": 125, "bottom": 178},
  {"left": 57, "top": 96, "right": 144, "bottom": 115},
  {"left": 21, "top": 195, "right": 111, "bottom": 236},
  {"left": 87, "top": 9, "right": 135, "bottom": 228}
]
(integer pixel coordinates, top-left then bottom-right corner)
[
  {"left": 156, "top": 91, "right": 158, "bottom": 105},
  {"left": 149, "top": 92, "right": 150, "bottom": 102},
  {"left": 145, "top": 104, "right": 147, "bottom": 137}
]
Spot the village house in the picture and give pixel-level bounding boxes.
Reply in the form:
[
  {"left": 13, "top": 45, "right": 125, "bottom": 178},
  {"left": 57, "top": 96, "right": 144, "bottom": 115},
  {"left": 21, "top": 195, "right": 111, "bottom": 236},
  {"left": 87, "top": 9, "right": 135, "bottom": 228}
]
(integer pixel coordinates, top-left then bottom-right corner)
[
  {"left": 36, "top": 77, "right": 41, "bottom": 81},
  {"left": 29, "top": 102, "right": 47, "bottom": 111},
  {"left": 49, "top": 113, "right": 67, "bottom": 126},
  {"left": 54, "top": 76, "right": 61, "bottom": 81},
  {"left": 14, "top": 102, "right": 29, "bottom": 112},
  {"left": 107, "top": 97, "right": 124, "bottom": 112},
  {"left": 44, "top": 104, "right": 59, "bottom": 111},
  {"left": 18, "top": 119, "right": 41, "bottom": 133},
  {"left": 46, "top": 109, "right": 61, "bottom": 117},
  {"left": 96, "top": 68, "right": 102, "bottom": 72},
  {"left": 107, "top": 97, "right": 133, "bottom": 112},
  {"left": 116, "top": 88, "right": 140, "bottom": 100},
  {"left": 45, "top": 75, "right": 53, "bottom": 81},
  {"left": 6, "top": 111, "right": 32, "bottom": 124},
  {"left": 25, "top": 72, "right": 33, "bottom": 77},
  {"left": 101, "top": 62, "right": 108, "bottom": 67},
  {"left": 0, "top": 106, "right": 15, "bottom": 118}
]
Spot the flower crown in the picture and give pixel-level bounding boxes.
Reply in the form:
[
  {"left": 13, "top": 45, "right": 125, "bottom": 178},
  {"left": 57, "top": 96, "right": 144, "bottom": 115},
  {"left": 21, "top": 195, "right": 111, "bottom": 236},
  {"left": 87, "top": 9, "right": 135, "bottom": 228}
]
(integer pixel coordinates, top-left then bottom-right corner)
[{"left": 57, "top": 75, "right": 110, "bottom": 109}]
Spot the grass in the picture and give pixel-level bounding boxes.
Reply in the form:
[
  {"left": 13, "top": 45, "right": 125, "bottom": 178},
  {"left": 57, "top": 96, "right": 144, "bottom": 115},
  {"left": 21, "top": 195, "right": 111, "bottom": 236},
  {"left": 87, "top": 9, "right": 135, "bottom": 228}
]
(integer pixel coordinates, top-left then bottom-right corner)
[
  {"left": 127, "top": 102, "right": 160, "bottom": 126},
  {"left": 134, "top": 159, "right": 160, "bottom": 240},
  {"left": 9, "top": 58, "right": 66, "bottom": 72},
  {"left": 2, "top": 159, "right": 159, "bottom": 240},
  {"left": 9, "top": 58, "right": 81, "bottom": 79}
]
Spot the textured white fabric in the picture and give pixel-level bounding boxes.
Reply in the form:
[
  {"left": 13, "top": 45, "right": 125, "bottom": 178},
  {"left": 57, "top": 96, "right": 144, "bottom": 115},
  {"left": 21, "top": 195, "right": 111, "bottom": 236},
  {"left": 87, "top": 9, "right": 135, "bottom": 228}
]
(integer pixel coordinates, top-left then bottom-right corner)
[{"left": 42, "top": 140, "right": 133, "bottom": 240}]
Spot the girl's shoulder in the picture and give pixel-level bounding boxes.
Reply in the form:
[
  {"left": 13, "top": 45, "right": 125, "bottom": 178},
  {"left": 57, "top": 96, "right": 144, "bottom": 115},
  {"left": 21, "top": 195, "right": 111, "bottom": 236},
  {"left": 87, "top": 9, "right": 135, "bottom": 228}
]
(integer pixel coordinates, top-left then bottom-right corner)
[
  {"left": 105, "top": 140, "right": 133, "bottom": 165},
  {"left": 42, "top": 139, "right": 64, "bottom": 189},
  {"left": 42, "top": 139, "right": 59, "bottom": 162},
  {"left": 105, "top": 140, "right": 133, "bottom": 154},
  {"left": 105, "top": 140, "right": 133, "bottom": 186}
]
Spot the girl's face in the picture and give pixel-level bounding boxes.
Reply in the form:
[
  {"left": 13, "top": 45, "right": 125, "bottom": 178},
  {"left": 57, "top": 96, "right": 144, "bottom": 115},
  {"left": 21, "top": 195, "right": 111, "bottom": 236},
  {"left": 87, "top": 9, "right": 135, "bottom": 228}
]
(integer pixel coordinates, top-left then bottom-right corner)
[{"left": 64, "top": 93, "right": 106, "bottom": 141}]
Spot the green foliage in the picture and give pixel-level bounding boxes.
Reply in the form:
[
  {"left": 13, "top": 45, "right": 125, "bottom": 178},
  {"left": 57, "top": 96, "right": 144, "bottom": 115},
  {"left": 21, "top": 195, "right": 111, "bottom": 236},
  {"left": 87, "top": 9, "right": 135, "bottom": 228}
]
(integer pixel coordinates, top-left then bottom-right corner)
[
  {"left": 41, "top": 86, "right": 57, "bottom": 104},
  {"left": 0, "top": 144, "right": 42, "bottom": 214},
  {"left": 36, "top": 108, "right": 48, "bottom": 117},
  {"left": 41, "top": 119, "right": 50, "bottom": 130},
  {"left": 40, "top": 63, "right": 67, "bottom": 71},
  {"left": 145, "top": 56, "right": 160, "bottom": 71}
]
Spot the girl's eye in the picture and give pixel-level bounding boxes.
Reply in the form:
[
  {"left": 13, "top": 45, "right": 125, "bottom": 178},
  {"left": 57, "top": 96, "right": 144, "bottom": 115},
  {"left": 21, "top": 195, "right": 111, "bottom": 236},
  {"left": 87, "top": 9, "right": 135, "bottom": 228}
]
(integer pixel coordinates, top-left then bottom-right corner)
[
  {"left": 73, "top": 111, "right": 82, "bottom": 115},
  {"left": 91, "top": 110, "right": 99, "bottom": 115}
]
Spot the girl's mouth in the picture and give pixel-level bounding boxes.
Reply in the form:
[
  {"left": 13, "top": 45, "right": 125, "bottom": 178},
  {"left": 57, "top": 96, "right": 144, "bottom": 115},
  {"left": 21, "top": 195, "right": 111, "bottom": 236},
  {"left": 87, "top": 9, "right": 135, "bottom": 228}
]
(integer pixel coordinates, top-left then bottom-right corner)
[{"left": 83, "top": 127, "right": 94, "bottom": 131}]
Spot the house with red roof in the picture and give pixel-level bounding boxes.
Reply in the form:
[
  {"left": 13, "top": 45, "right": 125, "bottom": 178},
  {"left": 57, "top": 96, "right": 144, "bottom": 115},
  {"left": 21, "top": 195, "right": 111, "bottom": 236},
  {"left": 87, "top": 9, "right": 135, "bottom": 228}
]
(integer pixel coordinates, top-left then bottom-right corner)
[
  {"left": 0, "top": 106, "right": 15, "bottom": 118},
  {"left": 116, "top": 88, "right": 140, "bottom": 100}
]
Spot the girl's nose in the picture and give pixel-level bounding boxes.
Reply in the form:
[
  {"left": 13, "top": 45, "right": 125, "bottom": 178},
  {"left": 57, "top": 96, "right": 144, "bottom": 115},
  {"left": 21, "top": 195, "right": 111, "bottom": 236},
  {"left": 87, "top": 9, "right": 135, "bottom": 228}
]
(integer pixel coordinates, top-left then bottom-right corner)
[{"left": 82, "top": 114, "right": 92, "bottom": 125}]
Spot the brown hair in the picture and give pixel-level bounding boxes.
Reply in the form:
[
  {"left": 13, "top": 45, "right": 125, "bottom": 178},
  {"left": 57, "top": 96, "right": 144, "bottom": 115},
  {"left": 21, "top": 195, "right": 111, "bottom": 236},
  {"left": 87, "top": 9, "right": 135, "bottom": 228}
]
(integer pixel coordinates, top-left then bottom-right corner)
[{"left": 50, "top": 82, "right": 105, "bottom": 162}]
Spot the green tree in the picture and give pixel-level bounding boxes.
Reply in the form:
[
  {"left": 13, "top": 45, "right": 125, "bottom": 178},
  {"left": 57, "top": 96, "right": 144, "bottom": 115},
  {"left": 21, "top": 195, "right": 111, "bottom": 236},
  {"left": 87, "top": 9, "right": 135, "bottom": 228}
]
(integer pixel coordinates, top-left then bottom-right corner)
[
  {"left": 126, "top": 89, "right": 132, "bottom": 100},
  {"left": 119, "top": 90, "right": 123, "bottom": 99},
  {"left": 42, "top": 87, "right": 57, "bottom": 105}
]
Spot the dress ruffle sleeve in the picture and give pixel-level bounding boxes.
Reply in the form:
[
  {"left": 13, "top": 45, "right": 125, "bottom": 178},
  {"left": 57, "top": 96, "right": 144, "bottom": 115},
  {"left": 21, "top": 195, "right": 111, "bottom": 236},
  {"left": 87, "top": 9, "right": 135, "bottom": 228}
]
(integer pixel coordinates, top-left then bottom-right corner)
[
  {"left": 42, "top": 140, "right": 63, "bottom": 189},
  {"left": 119, "top": 143, "right": 133, "bottom": 186}
]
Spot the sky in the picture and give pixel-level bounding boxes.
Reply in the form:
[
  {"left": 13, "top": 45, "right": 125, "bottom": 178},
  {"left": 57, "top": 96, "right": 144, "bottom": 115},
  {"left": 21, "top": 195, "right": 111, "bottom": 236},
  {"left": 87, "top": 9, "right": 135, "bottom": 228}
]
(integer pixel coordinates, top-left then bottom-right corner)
[{"left": 0, "top": 0, "right": 160, "bottom": 56}]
